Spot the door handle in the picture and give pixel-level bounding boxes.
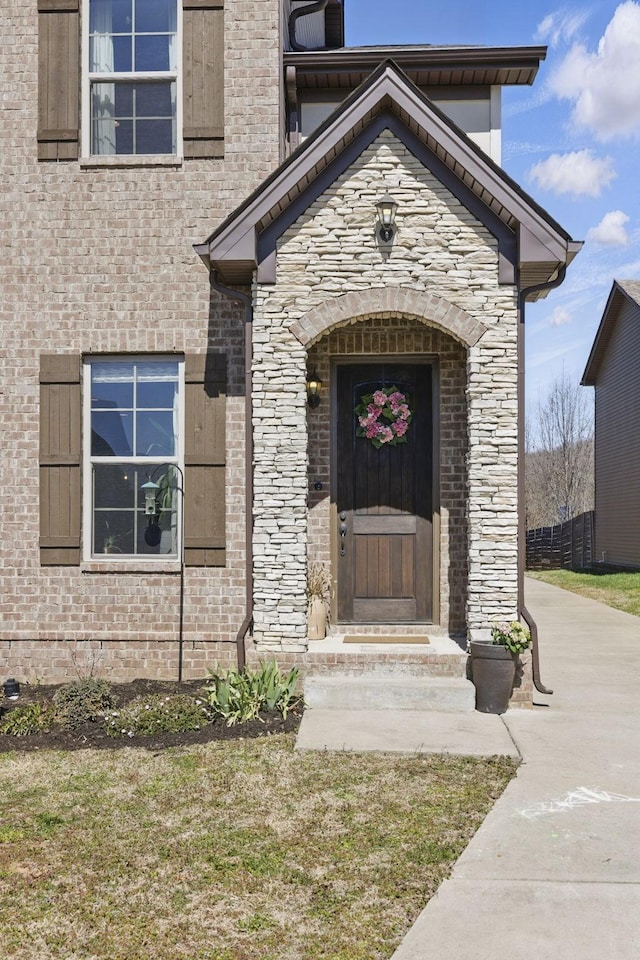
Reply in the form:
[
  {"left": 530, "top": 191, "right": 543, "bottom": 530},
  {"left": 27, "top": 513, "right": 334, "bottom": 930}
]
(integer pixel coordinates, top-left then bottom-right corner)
[{"left": 339, "top": 521, "right": 348, "bottom": 556}]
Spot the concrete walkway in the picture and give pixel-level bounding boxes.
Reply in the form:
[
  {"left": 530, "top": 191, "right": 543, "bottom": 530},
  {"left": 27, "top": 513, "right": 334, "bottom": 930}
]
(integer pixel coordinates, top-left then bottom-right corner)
[{"left": 298, "top": 578, "right": 640, "bottom": 958}]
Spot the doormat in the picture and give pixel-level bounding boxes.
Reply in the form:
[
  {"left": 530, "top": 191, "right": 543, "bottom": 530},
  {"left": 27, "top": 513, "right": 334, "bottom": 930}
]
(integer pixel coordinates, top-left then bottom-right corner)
[{"left": 342, "top": 635, "right": 430, "bottom": 645}]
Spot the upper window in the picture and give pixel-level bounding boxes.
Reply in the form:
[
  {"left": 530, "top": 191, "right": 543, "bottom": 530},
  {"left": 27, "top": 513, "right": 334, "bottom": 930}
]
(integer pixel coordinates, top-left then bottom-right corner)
[
  {"left": 86, "top": 0, "right": 179, "bottom": 156},
  {"left": 39, "top": 0, "right": 223, "bottom": 162},
  {"left": 84, "top": 357, "right": 183, "bottom": 558}
]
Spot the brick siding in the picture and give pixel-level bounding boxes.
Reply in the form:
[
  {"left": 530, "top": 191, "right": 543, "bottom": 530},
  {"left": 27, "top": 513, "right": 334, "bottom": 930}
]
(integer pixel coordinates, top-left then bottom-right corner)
[{"left": 0, "top": 0, "right": 282, "bottom": 681}]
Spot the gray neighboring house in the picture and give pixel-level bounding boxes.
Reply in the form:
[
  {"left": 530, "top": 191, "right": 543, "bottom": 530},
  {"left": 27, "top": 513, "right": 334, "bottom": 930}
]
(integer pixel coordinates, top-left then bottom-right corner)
[{"left": 582, "top": 280, "right": 640, "bottom": 569}]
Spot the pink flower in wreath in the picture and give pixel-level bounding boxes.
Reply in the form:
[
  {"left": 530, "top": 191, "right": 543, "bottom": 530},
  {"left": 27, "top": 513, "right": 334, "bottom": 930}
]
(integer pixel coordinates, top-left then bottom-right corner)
[
  {"left": 388, "top": 391, "right": 404, "bottom": 413},
  {"left": 396, "top": 404, "right": 410, "bottom": 420},
  {"left": 379, "top": 426, "right": 394, "bottom": 443},
  {"left": 366, "top": 422, "right": 381, "bottom": 439},
  {"left": 393, "top": 419, "right": 409, "bottom": 437},
  {"left": 372, "top": 390, "right": 387, "bottom": 406},
  {"left": 367, "top": 403, "right": 383, "bottom": 418}
]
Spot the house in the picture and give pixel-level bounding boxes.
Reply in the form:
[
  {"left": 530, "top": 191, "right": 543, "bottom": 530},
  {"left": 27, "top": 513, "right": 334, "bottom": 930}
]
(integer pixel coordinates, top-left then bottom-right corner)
[
  {"left": 582, "top": 280, "right": 640, "bottom": 570},
  {"left": 2, "top": 0, "right": 580, "bottom": 703}
]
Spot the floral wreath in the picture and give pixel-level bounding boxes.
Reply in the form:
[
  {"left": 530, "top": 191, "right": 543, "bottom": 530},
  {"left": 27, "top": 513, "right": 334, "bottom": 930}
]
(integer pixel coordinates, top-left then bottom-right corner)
[{"left": 355, "top": 386, "right": 413, "bottom": 448}]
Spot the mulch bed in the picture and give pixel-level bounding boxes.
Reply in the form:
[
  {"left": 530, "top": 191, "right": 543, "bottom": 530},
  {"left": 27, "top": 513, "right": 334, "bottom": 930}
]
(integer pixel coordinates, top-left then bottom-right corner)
[{"left": 0, "top": 678, "right": 302, "bottom": 753}]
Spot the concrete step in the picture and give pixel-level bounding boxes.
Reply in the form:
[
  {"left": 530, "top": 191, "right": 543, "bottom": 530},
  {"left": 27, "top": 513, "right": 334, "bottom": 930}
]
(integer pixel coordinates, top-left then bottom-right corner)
[
  {"left": 304, "top": 655, "right": 469, "bottom": 680},
  {"left": 304, "top": 674, "right": 475, "bottom": 712}
]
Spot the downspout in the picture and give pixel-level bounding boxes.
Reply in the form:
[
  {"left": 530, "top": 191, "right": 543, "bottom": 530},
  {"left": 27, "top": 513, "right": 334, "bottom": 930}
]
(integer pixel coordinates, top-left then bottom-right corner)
[
  {"left": 209, "top": 272, "right": 253, "bottom": 673},
  {"left": 289, "top": 0, "right": 329, "bottom": 51},
  {"left": 518, "top": 265, "right": 567, "bottom": 695}
]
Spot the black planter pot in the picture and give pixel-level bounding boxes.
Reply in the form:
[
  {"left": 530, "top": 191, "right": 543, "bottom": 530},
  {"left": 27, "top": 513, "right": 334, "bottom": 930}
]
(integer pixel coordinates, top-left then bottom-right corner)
[{"left": 470, "top": 642, "right": 516, "bottom": 714}]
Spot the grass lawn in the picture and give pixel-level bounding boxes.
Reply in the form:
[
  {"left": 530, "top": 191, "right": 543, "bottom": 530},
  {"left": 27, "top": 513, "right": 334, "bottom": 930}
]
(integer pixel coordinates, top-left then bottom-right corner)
[
  {"left": 0, "top": 735, "right": 517, "bottom": 960},
  {"left": 527, "top": 569, "right": 640, "bottom": 617}
]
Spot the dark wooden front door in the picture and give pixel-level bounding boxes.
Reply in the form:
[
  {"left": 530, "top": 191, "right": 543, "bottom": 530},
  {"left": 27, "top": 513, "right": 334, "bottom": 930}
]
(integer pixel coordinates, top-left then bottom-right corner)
[{"left": 336, "top": 363, "right": 433, "bottom": 622}]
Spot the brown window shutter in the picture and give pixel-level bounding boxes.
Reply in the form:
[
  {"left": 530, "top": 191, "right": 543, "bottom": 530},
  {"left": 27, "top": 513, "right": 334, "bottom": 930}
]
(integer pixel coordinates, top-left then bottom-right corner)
[
  {"left": 183, "top": 0, "right": 224, "bottom": 159},
  {"left": 184, "top": 354, "right": 226, "bottom": 565},
  {"left": 40, "top": 355, "right": 82, "bottom": 564},
  {"left": 38, "top": 0, "right": 80, "bottom": 161}
]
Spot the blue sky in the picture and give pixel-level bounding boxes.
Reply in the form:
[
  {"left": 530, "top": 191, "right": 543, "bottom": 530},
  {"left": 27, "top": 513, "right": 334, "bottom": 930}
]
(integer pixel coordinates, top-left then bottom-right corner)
[{"left": 346, "top": 1, "right": 640, "bottom": 415}]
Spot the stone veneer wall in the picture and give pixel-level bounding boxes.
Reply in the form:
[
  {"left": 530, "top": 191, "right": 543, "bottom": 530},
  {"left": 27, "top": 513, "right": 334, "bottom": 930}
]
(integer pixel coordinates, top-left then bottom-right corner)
[
  {"left": 252, "top": 130, "right": 519, "bottom": 649},
  {"left": 0, "top": 0, "right": 283, "bottom": 681}
]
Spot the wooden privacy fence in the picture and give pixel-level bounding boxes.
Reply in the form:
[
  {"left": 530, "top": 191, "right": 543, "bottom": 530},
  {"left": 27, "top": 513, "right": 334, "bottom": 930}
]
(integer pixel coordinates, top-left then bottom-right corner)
[{"left": 526, "top": 511, "right": 594, "bottom": 571}]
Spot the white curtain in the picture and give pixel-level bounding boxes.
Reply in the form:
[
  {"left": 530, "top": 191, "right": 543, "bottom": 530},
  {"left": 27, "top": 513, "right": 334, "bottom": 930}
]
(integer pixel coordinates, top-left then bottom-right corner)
[
  {"left": 168, "top": 1, "right": 178, "bottom": 150},
  {"left": 90, "top": 0, "right": 116, "bottom": 155},
  {"left": 167, "top": 0, "right": 178, "bottom": 69}
]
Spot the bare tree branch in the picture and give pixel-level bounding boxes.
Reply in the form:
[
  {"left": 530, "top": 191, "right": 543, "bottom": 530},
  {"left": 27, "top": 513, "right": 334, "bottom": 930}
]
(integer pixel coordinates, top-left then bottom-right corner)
[{"left": 526, "top": 371, "right": 594, "bottom": 528}]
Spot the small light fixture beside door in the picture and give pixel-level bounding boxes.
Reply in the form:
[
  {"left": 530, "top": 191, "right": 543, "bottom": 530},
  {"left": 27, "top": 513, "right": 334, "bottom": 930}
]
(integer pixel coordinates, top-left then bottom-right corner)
[{"left": 306, "top": 370, "right": 323, "bottom": 408}]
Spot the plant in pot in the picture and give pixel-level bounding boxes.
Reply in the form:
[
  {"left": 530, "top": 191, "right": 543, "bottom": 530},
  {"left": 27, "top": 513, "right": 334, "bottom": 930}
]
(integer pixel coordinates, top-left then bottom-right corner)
[
  {"left": 470, "top": 621, "right": 531, "bottom": 714},
  {"left": 307, "top": 561, "right": 331, "bottom": 640},
  {"left": 101, "top": 524, "right": 132, "bottom": 555},
  {"left": 102, "top": 534, "right": 119, "bottom": 554}
]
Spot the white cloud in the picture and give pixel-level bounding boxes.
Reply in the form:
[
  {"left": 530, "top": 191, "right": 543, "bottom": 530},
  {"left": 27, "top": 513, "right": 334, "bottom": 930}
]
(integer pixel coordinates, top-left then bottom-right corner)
[
  {"left": 587, "top": 210, "right": 631, "bottom": 246},
  {"left": 535, "top": 7, "right": 591, "bottom": 47},
  {"left": 550, "top": 307, "right": 573, "bottom": 327},
  {"left": 502, "top": 139, "right": 554, "bottom": 161},
  {"left": 549, "top": 1, "right": 640, "bottom": 140},
  {"left": 528, "top": 149, "right": 615, "bottom": 197}
]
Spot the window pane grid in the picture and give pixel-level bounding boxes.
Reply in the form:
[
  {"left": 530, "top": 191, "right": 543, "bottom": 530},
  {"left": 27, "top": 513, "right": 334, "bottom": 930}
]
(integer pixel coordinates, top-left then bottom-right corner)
[
  {"left": 92, "top": 464, "right": 178, "bottom": 557},
  {"left": 90, "top": 81, "right": 176, "bottom": 156},
  {"left": 89, "top": 0, "right": 177, "bottom": 73},
  {"left": 89, "top": 360, "right": 181, "bottom": 558},
  {"left": 88, "top": 0, "right": 178, "bottom": 156}
]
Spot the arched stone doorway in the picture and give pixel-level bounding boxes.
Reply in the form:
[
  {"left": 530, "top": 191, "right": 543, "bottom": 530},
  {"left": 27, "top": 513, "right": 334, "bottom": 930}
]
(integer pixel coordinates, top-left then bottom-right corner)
[{"left": 305, "top": 311, "right": 470, "bottom": 637}]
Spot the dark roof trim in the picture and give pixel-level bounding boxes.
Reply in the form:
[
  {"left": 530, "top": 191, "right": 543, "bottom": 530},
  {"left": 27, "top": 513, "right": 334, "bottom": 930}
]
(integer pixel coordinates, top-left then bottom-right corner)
[
  {"left": 582, "top": 280, "right": 640, "bottom": 385},
  {"left": 284, "top": 44, "right": 547, "bottom": 87},
  {"left": 195, "top": 61, "right": 579, "bottom": 288}
]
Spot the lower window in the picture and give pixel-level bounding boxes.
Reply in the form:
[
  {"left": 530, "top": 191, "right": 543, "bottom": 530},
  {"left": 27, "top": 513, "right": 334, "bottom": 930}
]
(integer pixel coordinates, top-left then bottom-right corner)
[
  {"left": 91, "top": 81, "right": 177, "bottom": 156},
  {"left": 85, "top": 357, "right": 183, "bottom": 558}
]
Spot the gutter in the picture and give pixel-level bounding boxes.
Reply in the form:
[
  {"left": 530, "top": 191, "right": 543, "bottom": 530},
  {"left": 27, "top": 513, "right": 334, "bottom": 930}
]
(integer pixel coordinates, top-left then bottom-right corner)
[
  {"left": 209, "top": 272, "right": 253, "bottom": 673},
  {"left": 289, "top": 0, "right": 329, "bottom": 52},
  {"left": 518, "top": 265, "right": 567, "bottom": 695}
]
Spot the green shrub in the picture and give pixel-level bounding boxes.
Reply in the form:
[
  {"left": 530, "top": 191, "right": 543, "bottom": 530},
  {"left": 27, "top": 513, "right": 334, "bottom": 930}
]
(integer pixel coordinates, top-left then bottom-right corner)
[
  {"left": 52, "top": 678, "right": 114, "bottom": 729},
  {"left": 204, "top": 661, "right": 301, "bottom": 726},
  {"left": 0, "top": 702, "right": 54, "bottom": 737},
  {"left": 204, "top": 670, "right": 261, "bottom": 726},
  {"left": 105, "top": 694, "right": 211, "bottom": 738},
  {"left": 260, "top": 660, "right": 300, "bottom": 719}
]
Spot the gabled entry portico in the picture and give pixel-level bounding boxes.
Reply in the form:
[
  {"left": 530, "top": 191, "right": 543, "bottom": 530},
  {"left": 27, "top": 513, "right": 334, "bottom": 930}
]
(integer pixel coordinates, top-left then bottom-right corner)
[{"left": 195, "top": 61, "right": 580, "bottom": 666}]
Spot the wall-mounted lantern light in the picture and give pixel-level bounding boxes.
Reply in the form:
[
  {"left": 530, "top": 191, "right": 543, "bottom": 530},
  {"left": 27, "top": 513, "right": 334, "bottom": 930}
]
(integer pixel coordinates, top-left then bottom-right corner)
[
  {"left": 306, "top": 370, "right": 323, "bottom": 408},
  {"left": 376, "top": 193, "right": 398, "bottom": 243}
]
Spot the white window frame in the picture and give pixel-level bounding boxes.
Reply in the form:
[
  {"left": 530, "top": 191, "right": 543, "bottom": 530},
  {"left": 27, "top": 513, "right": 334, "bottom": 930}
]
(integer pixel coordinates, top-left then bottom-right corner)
[
  {"left": 82, "top": 355, "right": 185, "bottom": 561},
  {"left": 81, "top": 0, "right": 183, "bottom": 159}
]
